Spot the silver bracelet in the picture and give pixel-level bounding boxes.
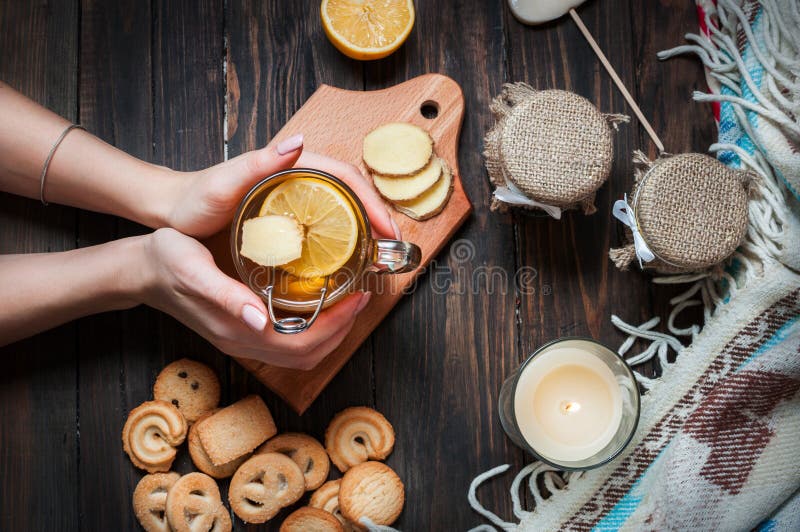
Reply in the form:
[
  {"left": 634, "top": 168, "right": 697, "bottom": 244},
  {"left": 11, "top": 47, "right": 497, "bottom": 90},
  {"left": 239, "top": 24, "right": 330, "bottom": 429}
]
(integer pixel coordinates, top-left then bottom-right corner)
[{"left": 40, "top": 123, "right": 85, "bottom": 206}]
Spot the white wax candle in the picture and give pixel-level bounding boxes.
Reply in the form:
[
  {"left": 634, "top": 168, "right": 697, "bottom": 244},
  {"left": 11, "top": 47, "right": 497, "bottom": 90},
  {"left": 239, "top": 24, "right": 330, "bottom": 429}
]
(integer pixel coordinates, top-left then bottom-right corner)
[
  {"left": 514, "top": 346, "right": 622, "bottom": 462},
  {"left": 508, "top": 0, "right": 586, "bottom": 25}
]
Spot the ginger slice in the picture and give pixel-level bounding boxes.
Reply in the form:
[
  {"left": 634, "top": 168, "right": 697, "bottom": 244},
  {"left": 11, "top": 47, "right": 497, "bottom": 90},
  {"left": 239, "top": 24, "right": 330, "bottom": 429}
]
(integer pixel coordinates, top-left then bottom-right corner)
[
  {"left": 362, "top": 122, "right": 433, "bottom": 176},
  {"left": 373, "top": 156, "right": 443, "bottom": 201},
  {"left": 393, "top": 160, "right": 453, "bottom": 220},
  {"left": 240, "top": 215, "right": 304, "bottom": 267}
]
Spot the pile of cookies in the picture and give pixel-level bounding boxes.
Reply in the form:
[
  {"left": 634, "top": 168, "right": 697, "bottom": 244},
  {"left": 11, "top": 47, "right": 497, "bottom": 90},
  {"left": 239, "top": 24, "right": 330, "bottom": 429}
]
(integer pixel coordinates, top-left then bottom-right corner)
[
  {"left": 123, "top": 359, "right": 404, "bottom": 531},
  {"left": 363, "top": 122, "right": 453, "bottom": 221}
]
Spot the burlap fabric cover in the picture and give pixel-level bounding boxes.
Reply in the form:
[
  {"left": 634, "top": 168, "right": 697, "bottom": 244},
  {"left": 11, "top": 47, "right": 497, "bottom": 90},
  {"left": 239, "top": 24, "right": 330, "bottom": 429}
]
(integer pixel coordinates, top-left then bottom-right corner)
[
  {"left": 485, "top": 83, "right": 625, "bottom": 215},
  {"left": 610, "top": 152, "right": 753, "bottom": 272}
]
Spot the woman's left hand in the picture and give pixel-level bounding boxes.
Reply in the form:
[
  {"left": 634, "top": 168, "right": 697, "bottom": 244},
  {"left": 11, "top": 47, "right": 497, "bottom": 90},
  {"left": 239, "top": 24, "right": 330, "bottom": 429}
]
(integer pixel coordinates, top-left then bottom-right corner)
[{"left": 167, "top": 135, "right": 399, "bottom": 240}]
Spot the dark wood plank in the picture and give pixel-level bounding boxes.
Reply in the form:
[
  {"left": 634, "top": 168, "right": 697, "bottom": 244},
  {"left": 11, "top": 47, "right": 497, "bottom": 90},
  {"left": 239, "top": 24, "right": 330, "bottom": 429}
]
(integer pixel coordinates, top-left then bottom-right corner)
[
  {"left": 76, "top": 0, "right": 160, "bottom": 529},
  {"left": 502, "top": 0, "right": 714, "bottom": 518},
  {"left": 225, "top": 1, "right": 370, "bottom": 527},
  {"left": 630, "top": 0, "right": 717, "bottom": 160},
  {"left": 630, "top": 0, "right": 716, "bottom": 333},
  {"left": 0, "top": 0, "right": 80, "bottom": 530},
  {"left": 363, "top": 1, "right": 523, "bottom": 528},
  {"left": 504, "top": 0, "right": 657, "bottom": 365},
  {"left": 505, "top": 0, "right": 711, "bottom": 377},
  {"left": 79, "top": 0, "right": 231, "bottom": 528},
  {"left": 502, "top": 0, "right": 644, "bottom": 515},
  {"left": 150, "top": 0, "right": 228, "bottom": 472}
]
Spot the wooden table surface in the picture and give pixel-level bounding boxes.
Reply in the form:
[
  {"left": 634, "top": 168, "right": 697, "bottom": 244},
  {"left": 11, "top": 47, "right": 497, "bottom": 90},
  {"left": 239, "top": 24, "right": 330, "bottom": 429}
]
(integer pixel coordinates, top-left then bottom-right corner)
[{"left": 0, "top": 1, "right": 713, "bottom": 530}]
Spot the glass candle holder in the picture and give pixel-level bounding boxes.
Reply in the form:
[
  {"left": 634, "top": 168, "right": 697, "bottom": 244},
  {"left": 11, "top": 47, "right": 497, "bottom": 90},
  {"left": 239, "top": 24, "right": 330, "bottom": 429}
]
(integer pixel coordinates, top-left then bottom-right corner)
[{"left": 499, "top": 337, "right": 640, "bottom": 470}]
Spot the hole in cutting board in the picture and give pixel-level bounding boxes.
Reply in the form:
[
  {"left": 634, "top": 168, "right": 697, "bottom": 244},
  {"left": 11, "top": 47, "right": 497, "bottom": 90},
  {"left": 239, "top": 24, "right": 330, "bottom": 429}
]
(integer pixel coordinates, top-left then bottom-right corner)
[{"left": 420, "top": 101, "right": 439, "bottom": 119}]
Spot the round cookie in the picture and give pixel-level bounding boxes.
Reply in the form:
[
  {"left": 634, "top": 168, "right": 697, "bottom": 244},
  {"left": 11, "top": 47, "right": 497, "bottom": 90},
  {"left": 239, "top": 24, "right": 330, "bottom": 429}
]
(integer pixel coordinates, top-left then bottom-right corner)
[
  {"left": 229, "top": 452, "right": 305, "bottom": 524},
  {"left": 133, "top": 472, "right": 180, "bottom": 532},
  {"left": 122, "top": 400, "right": 187, "bottom": 473},
  {"left": 310, "top": 480, "right": 358, "bottom": 531},
  {"left": 280, "top": 506, "right": 344, "bottom": 532},
  {"left": 339, "top": 461, "right": 404, "bottom": 528},
  {"left": 154, "top": 358, "right": 220, "bottom": 423},
  {"left": 257, "top": 433, "right": 330, "bottom": 490},
  {"left": 188, "top": 410, "right": 251, "bottom": 479},
  {"left": 164, "top": 472, "right": 231, "bottom": 532},
  {"left": 325, "top": 407, "right": 395, "bottom": 472}
]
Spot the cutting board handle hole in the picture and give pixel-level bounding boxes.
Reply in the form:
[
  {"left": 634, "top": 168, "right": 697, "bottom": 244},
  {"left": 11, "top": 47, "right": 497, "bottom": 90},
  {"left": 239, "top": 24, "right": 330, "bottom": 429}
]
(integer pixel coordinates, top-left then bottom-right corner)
[{"left": 420, "top": 101, "right": 439, "bottom": 119}]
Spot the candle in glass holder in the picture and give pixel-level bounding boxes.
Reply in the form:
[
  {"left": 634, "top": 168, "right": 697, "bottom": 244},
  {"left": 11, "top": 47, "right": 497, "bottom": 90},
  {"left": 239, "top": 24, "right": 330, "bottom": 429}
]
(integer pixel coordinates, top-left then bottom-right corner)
[
  {"left": 515, "top": 347, "right": 622, "bottom": 462},
  {"left": 499, "top": 338, "right": 639, "bottom": 469}
]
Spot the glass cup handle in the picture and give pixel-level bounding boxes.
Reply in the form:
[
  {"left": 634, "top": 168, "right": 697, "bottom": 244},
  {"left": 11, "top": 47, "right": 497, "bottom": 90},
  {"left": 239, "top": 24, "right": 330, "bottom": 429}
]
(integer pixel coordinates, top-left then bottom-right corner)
[
  {"left": 264, "top": 278, "right": 329, "bottom": 335},
  {"left": 372, "top": 239, "right": 422, "bottom": 273}
]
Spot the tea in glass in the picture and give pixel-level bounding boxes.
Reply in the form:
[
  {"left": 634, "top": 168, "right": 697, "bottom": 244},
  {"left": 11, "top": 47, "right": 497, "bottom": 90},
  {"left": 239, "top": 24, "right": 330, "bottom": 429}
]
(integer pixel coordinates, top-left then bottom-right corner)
[{"left": 231, "top": 168, "right": 421, "bottom": 333}]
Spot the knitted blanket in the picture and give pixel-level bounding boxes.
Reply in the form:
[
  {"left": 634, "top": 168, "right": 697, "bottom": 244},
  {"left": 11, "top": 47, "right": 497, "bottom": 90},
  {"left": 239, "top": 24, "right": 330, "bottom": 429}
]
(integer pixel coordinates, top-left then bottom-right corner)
[{"left": 469, "top": 1, "right": 800, "bottom": 530}]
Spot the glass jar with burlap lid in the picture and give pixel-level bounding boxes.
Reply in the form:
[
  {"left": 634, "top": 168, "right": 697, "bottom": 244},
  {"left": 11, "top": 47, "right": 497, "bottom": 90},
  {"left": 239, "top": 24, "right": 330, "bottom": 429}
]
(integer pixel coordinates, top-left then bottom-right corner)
[
  {"left": 610, "top": 152, "right": 755, "bottom": 273},
  {"left": 484, "top": 83, "right": 628, "bottom": 219}
]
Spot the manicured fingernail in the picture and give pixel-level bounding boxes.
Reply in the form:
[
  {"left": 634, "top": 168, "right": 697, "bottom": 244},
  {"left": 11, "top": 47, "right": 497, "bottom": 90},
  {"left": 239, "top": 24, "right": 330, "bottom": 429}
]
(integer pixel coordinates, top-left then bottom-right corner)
[
  {"left": 276, "top": 133, "right": 304, "bottom": 155},
  {"left": 242, "top": 304, "right": 267, "bottom": 332},
  {"left": 390, "top": 218, "right": 402, "bottom": 240},
  {"left": 355, "top": 292, "right": 372, "bottom": 314}
]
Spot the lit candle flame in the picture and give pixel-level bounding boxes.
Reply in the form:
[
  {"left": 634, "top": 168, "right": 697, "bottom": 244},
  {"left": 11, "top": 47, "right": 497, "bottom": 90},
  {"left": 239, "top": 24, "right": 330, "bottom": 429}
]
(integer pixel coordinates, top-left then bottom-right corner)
[{"left": 560, "top": 400, "right": 581, "bottom": 414}]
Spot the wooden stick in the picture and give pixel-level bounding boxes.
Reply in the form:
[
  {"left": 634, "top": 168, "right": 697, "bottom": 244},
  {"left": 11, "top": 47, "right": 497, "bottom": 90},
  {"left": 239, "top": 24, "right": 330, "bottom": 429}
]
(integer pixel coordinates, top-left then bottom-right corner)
[{"left": 569, "top": 8, "right": 665, "bottom": 153}]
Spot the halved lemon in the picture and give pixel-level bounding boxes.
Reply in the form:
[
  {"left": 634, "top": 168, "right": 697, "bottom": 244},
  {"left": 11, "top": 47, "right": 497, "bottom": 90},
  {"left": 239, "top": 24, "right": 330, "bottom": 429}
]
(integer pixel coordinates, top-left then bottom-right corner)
[
  {"left": 260, "top": 179, "right": 359, "bottom": 278},
  {"left": 320, "top": 0, "right": 415, "bottom": 61}
]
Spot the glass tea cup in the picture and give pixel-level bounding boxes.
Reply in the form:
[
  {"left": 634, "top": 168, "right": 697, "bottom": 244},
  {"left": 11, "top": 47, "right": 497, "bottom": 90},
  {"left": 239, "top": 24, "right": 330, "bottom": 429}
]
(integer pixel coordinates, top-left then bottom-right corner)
[
  {"left": 498, "top": 337, "right": 640, "bottom": 470},
  {"left": 231, "top": 168, "right": 421, "bottom": 334}
]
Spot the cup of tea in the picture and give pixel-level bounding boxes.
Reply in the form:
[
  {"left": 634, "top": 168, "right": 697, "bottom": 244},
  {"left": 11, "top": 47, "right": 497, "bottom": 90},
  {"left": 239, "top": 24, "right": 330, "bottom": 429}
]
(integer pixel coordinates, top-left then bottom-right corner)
[
  {"left": 498, "top": 337, "right": 640, "bottom": 470},
  {"left": 231, "top": 168, "right": 421, "bottom": 334}
]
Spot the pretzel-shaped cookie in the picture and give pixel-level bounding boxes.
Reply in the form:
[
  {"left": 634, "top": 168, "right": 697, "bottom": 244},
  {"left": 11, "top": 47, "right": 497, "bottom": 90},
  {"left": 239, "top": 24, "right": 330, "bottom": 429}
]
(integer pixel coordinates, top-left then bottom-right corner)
[
  {"left": 257, "top": 433, "right": 330, "bottom": 490},
  {"left": 229, "top": 452, "right": 305, "bottom": 523},
  {"left": 309, "top": 479, "right": 359, "bottom": 531},
  {"left": 280, "top": 506, "right": 345, "bottom": 532},
  {"left": 122, "top": 400, "right": 188, "bottom": 473},
  {"left": 325, "top": 407, "right": 395, "bottom": 472},
  {"left": 165, "top": 472, "right": 231, "bottom": 532},
  {"left": 133, "top": 472, "right": 180, "bottom": 532}
]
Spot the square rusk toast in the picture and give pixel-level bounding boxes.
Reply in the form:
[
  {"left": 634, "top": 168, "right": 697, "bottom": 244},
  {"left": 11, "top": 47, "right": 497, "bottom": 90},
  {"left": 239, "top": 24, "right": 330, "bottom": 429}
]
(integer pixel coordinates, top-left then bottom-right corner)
[{"left": 196, "top": 395, "right": 277, "bottom": 465}]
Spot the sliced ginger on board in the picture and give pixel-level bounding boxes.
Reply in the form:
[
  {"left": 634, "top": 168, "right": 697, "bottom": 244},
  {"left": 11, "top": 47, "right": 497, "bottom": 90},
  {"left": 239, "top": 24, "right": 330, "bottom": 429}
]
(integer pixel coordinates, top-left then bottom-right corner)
[
  {"left": 372, "top": 156, "right": 443, "bottom": 201},
  {"left": 394, "top": 160, "right": 454, "bottom": 221},
  {"left": 362, "top": 122, "right": 433, "bottom": 176}
]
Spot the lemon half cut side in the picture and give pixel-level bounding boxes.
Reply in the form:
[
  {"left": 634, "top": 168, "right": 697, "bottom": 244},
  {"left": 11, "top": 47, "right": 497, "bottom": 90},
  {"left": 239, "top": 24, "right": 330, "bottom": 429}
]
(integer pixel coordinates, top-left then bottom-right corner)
[{"left": 321, "top": 0, "right": 415, "bottom": 61}]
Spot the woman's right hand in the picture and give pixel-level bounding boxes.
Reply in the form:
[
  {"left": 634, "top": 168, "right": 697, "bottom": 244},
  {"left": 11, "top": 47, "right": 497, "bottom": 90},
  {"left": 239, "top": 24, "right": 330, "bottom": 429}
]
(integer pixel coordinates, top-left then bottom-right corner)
[{"left": 137, "top": 228, "right": 371, "bottom": 370}]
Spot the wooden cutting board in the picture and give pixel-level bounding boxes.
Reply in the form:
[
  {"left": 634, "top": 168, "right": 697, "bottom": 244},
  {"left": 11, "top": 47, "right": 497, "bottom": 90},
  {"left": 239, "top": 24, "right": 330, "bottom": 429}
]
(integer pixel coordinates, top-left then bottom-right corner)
[{"left": 207, "top": 74, "right": 471, "bottom": 414}]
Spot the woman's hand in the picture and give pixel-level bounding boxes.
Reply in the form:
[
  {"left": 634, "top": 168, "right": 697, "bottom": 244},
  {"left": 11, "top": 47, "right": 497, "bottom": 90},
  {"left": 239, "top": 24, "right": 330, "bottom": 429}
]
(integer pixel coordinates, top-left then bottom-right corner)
[
  {"left": 167, "top": 135, "right": 400, "bottom": 240},
  {"left": 139, "top": 228, "right": 371, "bottom": 370},
  {"left": 157, "top": 141, "right": 400, "bottom": 369},
  {"left": 166, "top": 134, "right": 304, "bottom": 238}
]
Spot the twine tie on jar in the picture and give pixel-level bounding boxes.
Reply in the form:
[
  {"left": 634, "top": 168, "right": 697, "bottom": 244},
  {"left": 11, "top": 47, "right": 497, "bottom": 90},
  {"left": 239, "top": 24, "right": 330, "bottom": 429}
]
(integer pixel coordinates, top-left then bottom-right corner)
[
  {"left": 612, "top": 194, "right": 654, "bottom": 268},
  {"left": 493, "top": 179, "right": 562, "bottom": 219}
]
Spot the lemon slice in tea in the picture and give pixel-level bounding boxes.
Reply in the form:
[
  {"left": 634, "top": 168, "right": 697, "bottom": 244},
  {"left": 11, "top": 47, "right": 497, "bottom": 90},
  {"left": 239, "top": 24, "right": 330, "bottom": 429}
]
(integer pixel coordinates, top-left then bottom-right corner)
[{"left": 260, "top": 179, "right": 359, "bottom": 278}]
